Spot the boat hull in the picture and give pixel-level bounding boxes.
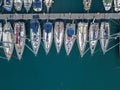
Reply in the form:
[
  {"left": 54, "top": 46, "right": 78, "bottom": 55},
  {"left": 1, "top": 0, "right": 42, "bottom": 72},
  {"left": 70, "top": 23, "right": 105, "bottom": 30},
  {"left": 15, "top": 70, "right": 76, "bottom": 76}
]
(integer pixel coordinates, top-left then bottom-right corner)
[
  {"left": 103, "top": 0, "right": 112, "bottom": 11},
  {"left": 33, "top": 0, "right": 42, "bottom": 12},
  {"left": 77, "top": 22, "right": 88, "bottom": 57},
  {"left": 4, "top": 0, "right": 13, "bottom": 11},
  {"left": 64, "top": 23, "right": 75, "bottom": 56},
  {"left": 54, "top": 22, "right": 64, "bottom": 54},
  {"left": 14, "top": 22, "right": 26, "bottom": 60},
  {"left": 24, "top": 0, "right": 32, "bottom": 12},
  {"left": 3, "top": 22, "right": 14, "bottom": 60},
  {"left": 114, "top": 0, "right": 120, "bottom": 12},
  {"left": 83, "top": 0, "right": 92, "bottom": 11},
  {"left": 14, "top": 0, "right": 23, "bottom": 11}
]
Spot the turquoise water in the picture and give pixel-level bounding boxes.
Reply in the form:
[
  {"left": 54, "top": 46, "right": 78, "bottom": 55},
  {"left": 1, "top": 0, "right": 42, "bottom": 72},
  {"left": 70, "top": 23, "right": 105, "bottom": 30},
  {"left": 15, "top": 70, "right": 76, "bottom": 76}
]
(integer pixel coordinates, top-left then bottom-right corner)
[{"left": 0, "top": 0, "right": 120, "bottom": 90}]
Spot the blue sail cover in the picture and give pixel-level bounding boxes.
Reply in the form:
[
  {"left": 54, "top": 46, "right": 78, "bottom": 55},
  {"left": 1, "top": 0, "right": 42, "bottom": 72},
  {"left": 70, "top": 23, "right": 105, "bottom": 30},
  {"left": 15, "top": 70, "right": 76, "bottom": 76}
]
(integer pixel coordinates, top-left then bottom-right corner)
[
  {"left": 67, "top": 28, "right": 74, "bottom": 37},
  {"left": 30, "top": 20, "right": 39, "bottom": 33},
  {"left": 33, "top": 0, "right": 42, "bottom": 8},
  {"left": 44, "top": 22, "right": 52, "bottom": 33}
]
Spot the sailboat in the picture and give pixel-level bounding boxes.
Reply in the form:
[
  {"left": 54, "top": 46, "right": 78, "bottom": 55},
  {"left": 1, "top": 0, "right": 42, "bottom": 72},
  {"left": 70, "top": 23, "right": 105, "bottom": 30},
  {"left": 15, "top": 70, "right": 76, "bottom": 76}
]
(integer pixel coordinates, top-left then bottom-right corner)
[
  {"left": 54, "top": 22, "right": 64, "bottom": 54},
  {"left": 3, "top": 22, "right": 14, "bottom": 60},
  {"left": 4, "top": 0, "right": 13, "bottom": 11},
  {"left": 64, "top": 23, "right": 76, "bottom": 55},
  {"left": 14, "top": 0, "right": 23, "bottom": 11},
  {"left": 77, "top": 22, "right": 88, "bottom": 57},
  {"left": 44, "top": 0, "right": 54, "bottom": 12},
  {"left": 24, "top": 0, "right": 32, "bottom": 12},
  {"left": 100, "top": 22, "right": 110, "bottom": 54},
  {"left": 83, "top": 0, "right": 92, "bottom": 11},
  {"left": 89, "top": 22, "right": 99, "bottom": 55},
  {"left": 114, "top": 0, "right": 120, "bottom": 12},
  {"left": 43, "top": 22, "right": 53, "bottom": 54},
  {"left": 0, "top": 23, "right": 2, "bottom": 42},
  {"left": 14, "top": 22, "right": 26, "bottom": 60},
  {"left": 103, "top": 0, "right": 113, "bottom": 11},
  {"left": 30, "top": 18, "right": 41, "bottom": 56},
  {"left": 32, "top": 0, "right": 42, "bottom": 12}
]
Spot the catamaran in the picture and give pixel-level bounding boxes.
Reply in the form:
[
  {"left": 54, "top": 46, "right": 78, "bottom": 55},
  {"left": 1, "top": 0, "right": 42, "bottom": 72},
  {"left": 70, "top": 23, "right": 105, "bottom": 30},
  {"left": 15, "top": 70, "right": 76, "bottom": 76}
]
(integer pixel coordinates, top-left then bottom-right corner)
[
  {"left": 3, "top": 22, "right": 14, "bottom": 60},
  {"left": 64, "top": 23, "right": 76, "bottom": 55},
  {"left": 30, "top": 18, "right": 41, "bottom": 56},
  {"left": 54, "top": 22, "right": 64, "bottom": 54},
  {"left": 77, "top": 22, "right": 88, "bottom": 57},
  {"left": 100, "top": 22, "right": 110, "bottom": 54}
]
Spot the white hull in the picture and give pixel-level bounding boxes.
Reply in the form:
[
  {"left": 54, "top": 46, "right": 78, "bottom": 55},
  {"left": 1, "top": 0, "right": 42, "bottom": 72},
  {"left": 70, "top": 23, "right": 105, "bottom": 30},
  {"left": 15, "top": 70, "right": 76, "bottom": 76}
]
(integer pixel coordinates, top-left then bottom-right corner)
[
  {"left": 14, "top": 22, "right": 26, "bottom": 60},
  {"left": 89, "top": 23, "right": 99, "bottom": 55},
  {"left": 0, "top": 23, "right": 2, "bottom": 42},
  {"left": 14, "top": 0, "right": 23, "bottom": 11},
  {"left": 64, "top": 23, "right": 75, "bottom": 56},
  {"left": 114, "top": 0, "right": 120, "bottom": 11},
  {"left": 103, "top": 0, "right": 112, "bottom": 11},
  {"left": 33, "top": 0, "right": 42, "bottom": 12},
  {"left": 24, "top": 0, "right": 32, "bottom": 12},
  {"left": 54, "top": 22, "right": 64, "bottom": 54},
  {"left": 44, "top": 0, "right": 53, "bottom": 12},
  {"left": 83, "top": 0, "right": 92, "bottom": 11},
  {"left": 77, "top": 22, "right": 88, "bottom": 57},
  {"left": 3, "top": 22, "right": 14, "bottom": 60},
  {"left": 30, "top": 19, "right": 41, "bottom": 56},
  {"left": 100, "top": 22, "right": 110, "bottom": 54},
  {"left": 4, "top": 0, "right": 13, "bottom": 11},
  {"left": 43, "top": 22, "right": 53, "bottom": 54}
]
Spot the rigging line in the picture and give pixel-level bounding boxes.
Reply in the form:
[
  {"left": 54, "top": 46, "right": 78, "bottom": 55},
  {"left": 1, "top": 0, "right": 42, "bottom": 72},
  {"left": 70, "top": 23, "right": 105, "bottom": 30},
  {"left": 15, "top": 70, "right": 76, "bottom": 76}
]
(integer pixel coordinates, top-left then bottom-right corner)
[
  {"left": 25, "top": 44, "right": 34, "bottom": 54},
  {"left": 0, "top": 56, "right": 8, "bottom": 60},
  {"left": 83, "top": 48, "right": 90, "bottom": 56},
  {"left": 105, "top": 42, "right": 120, "bottom": 53},
  {"left": 110, "top": 19, "right": 120, "bottom": 26}
]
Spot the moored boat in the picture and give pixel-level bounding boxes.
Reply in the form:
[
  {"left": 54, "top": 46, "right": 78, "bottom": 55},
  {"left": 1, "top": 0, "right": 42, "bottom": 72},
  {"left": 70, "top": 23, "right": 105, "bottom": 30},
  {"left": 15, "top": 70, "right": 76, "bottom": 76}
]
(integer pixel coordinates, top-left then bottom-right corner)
[
  {"left": 43, "top": 22, "right": 53, "bottom": 54},
  {"left": 100, "top": 22, "right": 110, "bottom": 54},
  {"left": 44, "top": 0, "right": 54, "bottom": 12},
  {"left": 64, "top": 23, "right": 76, "bottom": 55},
  {"left": 89, "top": 22, "right": 99, "bottom": 55},
  {"left": 103, "top": 0, "right": 113, "bottom": 11},
  {"left": 30, "top": 18, "right": 41, "bottom": 56},
  {"left": 54, "top": 21, "right": 64, "bottom": 54},
  {"left": 14, "top": 0, "right": 23, "bottom": 11},
  {"left": 3, "top": 22, "right": 14, "bottom": 60},
  {"left": 77, "top": 22, "right": 88, "bottom": 57},
  {"left": 4, "top": 0, "right": 13, "bottom": 12},
  {"left": 32, "top": 0, "right": 42, "bottom": 12},
  {"left": 83, "top": 0, "right": 92, "bottom": 11},
  {"left": 14, "top": 22, "right": 26, "bottom": 60},
  {"left": 24, "top": 0, "right": 32, "bottom": 12},
  {"left": 114, "top": 0, "right": 120, "bottom": 12}
]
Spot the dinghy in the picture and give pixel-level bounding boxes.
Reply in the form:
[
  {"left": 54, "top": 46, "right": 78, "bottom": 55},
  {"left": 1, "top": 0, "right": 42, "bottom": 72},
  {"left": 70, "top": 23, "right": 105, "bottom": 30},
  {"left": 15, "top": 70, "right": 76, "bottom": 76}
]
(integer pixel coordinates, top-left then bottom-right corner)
[
  {"left": 14, "top": 22, "right": 26, "bottom": 60},
  {"left": 14, "top": 0, "right": 23, "bottom": 11},
  {"left": 44, "top": 0, "right": 54, "bottom": 12},
  {"left": 4, "top": 0, "right": 13, "bottom": 11},
  {"left": 24, "top": 0, "right": 32, "bottom": 12},
  {"left": 83, "top": 0, "right": 92, "bottom": 11},
  {"left": 54, "top": 22, "right": 64, "bottom": 54},
  {"left": 77, "top": 22, "right": 88, "bottom": 57},
  {"left": 0, "top": 23, "right": 2, "bottom": 42},
  {"left": 64, "top": 23, "right": 76, "bottom": 55},
  {"left": 32, "top": 0, "right": 42, "bottom": 12},
  {"left": 3, "top": 22, "right": 14, "bottom": 60},
  {"left": 100, "top": 22, "right": 110, "bottom": 54},
  {"left": 43, "top": 22, "right": 53, "bottom": 54},
  {"left": 103, "top": 0, "right": 113, "bottom": 11},
  {"left": 89, "top": 22, "right": 99, "bottom": 55},
  {"left": 114, "top": 0, "right": 120, "bottom": 12},
  {"left": 30, "top": 18, "right": 41, "bottom": 56}
]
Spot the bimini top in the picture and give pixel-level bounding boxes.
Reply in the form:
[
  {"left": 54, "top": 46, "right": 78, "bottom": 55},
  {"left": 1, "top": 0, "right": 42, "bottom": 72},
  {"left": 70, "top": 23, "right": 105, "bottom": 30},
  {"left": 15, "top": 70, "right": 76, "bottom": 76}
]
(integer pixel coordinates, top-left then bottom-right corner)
[
  {"left": 33, "top": 0, "right": 42, "bottom": 8},
  {"left": 44, "top": 22, "right": 52, "bottom": 33},
  {"left": 67, "top": 27, "right": 74, "bottom": 37},
  {"left": 30, "top": 20, "right": 39, "bottom": 33}
]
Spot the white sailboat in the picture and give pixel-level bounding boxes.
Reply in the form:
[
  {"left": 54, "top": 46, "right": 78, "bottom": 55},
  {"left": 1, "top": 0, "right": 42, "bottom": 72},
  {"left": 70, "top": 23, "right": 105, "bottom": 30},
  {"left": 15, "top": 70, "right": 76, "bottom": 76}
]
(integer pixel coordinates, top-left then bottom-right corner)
[
  {"left": 83, "top": 0, "right": 92, "bottom": 11},
  {"left": 32, "top": 0, "right": 42, "bottom": 12},
  {"left": 30, "top": 19, "right": 41, "bottom": 56},
  {"left": 24, "top": 0, "right": 32, "bottom": 12},
  {"left": 114, "top": 0, "right": 120, "bottom": 12},
  {"left": 4, "top": 0, "right": 13, "bottom": 11},
  {"left": 14, "top": 22, "right": 26, "bottom": 60},
  {"left": 100, "top": 22, "right": 110, "bottom": 54},
  {"left": 0, "top": 23, "right": 2, "bottom": 42},
  {"left": 103, "top": 0, "right": 113, "bottom": 11},
  {"left": 14, "top": 0, "right": 23, "bottom": 11},
  {"left": 54, "top": 22, "right": 64, "bottom": 54},
  {"left": 64, "top": 23, "right": 76, "bottom": 55},
  {"left": 3, "top": 22, "right": 14, "bottom": 60},
  {"left": 89, "top": 22, "right": 99, "bottom": 55},
  {"left": 44, "top": 0, "right": 54, "bottom": 12},
  {"left": 43, "top": 22, "right": 53, "bottom": 54},
  {"left": 77, "top": 22, "right": 88, "bottom": 57}
]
